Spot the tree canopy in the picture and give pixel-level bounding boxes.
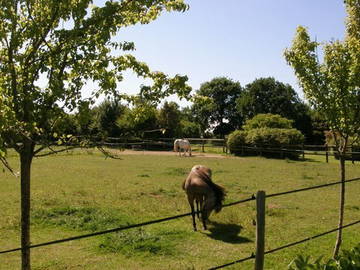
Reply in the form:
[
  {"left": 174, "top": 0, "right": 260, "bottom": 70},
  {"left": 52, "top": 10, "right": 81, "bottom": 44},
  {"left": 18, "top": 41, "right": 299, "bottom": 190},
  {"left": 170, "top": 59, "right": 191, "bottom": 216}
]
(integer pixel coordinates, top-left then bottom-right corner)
[
  {"left": 192, "top": 77, "right": 242, "bottom": 137},
  {"left": 0, "top": 0, "right": 190, "bottom": 157},
  {"left": 236, "top": 77, "right": 313, "bottom": 141}
]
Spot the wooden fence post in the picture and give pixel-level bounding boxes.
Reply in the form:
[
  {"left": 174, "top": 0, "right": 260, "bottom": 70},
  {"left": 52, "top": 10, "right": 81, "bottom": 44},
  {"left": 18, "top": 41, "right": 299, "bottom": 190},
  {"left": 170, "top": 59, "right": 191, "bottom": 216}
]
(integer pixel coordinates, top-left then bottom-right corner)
[
  {"left": 255, "top": 190, "right": 266, "bottom": 270},
  {"left": 302, "top": 144, "right": 305, "bottom": 160},
  {"left": 202, "top": 139, "right": 205, "bottom": 153},
  {"left": 325, "top": 143, "right": 329, "bottom": 163}
]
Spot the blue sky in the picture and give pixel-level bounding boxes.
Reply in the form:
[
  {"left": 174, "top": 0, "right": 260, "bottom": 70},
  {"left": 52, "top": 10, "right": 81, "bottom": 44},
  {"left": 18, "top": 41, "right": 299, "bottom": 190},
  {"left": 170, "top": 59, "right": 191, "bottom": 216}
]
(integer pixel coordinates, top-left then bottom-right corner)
[{"left": 104, "top": 0, "right": 347, "bottom": 107}]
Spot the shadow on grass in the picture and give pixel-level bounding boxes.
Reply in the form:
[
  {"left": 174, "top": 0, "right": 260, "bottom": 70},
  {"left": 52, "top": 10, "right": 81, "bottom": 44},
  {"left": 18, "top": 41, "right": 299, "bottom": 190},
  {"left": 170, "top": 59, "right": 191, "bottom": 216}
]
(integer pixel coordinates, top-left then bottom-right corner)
[{"left": 202, "top": 221, "right": 252, "bottom": 244}]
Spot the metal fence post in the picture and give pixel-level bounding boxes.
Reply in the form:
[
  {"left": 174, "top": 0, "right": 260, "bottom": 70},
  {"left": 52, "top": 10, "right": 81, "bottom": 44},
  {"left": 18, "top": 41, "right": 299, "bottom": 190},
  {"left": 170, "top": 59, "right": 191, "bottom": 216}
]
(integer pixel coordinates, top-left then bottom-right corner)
[{"left": 255, "top": 190, "right": 266, "bottom": 270}]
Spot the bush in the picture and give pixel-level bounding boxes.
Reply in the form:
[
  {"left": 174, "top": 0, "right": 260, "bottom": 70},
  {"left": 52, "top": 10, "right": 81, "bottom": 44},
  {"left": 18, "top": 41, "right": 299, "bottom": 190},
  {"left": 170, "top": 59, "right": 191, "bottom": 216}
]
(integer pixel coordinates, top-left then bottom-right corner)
[
  {"left": 227, "top": 114, "right": 304, "bottom": 159},
  {"left": 246, "top": 128, "right": 304, "bottom": 146},
  {"left": 243, "top": 113, "right": 293, "bottom": 130},
  {"left": 227, "top": 130, "right": 247, "bottom": 155},
  {"left": 288, "top": 243, "right": 360, "bottom": 269}
]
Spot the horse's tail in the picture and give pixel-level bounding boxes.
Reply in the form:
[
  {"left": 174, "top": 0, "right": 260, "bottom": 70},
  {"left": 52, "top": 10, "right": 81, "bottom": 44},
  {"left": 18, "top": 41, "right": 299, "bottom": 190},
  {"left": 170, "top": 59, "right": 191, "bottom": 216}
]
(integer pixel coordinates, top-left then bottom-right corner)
[
  {"left": 182, "top": 178, "right": 186, "bottom": 190},
  {"left": 197, "top": 168, "right": 226, "bottom": 213}
]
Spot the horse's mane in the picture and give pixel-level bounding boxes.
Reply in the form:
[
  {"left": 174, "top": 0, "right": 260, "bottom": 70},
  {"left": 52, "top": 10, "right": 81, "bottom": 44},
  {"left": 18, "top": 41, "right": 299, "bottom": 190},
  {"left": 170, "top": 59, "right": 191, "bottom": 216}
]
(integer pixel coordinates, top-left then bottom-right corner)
[{"left": 195, "top": 166, "right": 226, "bottom": 213}]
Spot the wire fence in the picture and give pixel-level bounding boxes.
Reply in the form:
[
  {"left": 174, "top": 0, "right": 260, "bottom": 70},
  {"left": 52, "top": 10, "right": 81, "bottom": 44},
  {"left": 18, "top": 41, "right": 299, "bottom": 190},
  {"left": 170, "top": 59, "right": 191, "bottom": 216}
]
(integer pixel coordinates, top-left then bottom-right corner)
[
  {"left": 36, "top": 136, "right": 360, "bottom": 163},
  {"left": 1, "top": 177, "right": 360, "bottom": 270},
  {"left": 210, "top": 220, "right": 360, "bottom": 270},
  {"left": 101, "top": 137, "right": 360, "bottom": 162}
]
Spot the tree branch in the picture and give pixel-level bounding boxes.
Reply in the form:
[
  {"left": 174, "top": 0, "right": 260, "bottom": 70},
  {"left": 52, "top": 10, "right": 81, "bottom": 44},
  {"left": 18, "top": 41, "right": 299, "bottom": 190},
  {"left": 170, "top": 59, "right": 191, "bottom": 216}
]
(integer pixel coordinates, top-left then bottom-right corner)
[{"left": 0, "top": 156, "right": 19, "bottom": 178}]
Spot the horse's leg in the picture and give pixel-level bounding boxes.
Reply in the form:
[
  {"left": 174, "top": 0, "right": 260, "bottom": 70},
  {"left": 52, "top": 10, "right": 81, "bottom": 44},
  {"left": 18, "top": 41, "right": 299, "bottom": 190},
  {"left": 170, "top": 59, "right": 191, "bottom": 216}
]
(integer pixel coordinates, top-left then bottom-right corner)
[
  {"left": 199, "top": 197, "right": 204, "bottom": 219},
  {"left": 187, "top": 196, "right": 197, "bottom": 231},
  {"left": 201, "top": 198, "right": 207, "bottom": 230},
  {"left": 189, "top": 146, "right": 192, "bottom": 157},
  {"left": 196, "top": 200, "right": 200, "bottom": 219}
]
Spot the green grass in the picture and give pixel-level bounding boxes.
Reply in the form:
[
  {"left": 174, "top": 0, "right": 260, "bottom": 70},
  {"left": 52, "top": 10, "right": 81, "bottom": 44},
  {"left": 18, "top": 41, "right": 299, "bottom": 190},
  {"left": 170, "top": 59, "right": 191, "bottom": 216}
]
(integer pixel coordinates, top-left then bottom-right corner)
[{"left": 1, "top": 149, "right": 360, "bottom": 269}]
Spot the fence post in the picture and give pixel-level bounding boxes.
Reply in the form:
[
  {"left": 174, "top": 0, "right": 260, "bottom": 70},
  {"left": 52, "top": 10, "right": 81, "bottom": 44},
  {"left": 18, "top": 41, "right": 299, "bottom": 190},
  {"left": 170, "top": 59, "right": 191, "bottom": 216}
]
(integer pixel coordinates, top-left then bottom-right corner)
[
  {"left": 302, "top": 144, "right": 305, "bottom": 160},
  {"left": 325, "top": 143, "right": 329, "bottom": 163},
  {"left": 202, "top": 139, "right": 205, "bottom": 153},
  {"left": 255, "top": 190, "right": 266, "bottom": 270}
]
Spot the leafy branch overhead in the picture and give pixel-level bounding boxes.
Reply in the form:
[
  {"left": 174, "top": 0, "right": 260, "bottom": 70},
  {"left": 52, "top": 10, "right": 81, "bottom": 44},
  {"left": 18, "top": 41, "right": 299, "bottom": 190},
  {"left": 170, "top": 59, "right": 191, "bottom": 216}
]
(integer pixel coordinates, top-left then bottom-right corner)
[
  {"left": 284, "top": 0, "right": 360, "bottom": 139},
  {"left": 0, "top": 0, "right": 191, "bottom": 155}
]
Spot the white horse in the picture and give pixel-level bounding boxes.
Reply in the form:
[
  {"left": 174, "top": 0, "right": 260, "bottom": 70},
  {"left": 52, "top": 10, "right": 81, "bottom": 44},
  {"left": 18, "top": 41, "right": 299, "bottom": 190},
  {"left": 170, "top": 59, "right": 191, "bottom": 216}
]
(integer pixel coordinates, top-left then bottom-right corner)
[{"left": 174, "top": 139, "right": 192, "bottom": 157}]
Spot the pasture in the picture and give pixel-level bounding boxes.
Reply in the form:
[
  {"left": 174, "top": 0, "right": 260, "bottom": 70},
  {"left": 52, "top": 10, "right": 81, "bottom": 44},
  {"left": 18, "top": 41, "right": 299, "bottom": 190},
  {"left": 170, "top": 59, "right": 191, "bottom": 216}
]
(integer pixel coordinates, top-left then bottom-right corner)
[{"left": 1, "top": 149, "right": 360, "bottom": 269}]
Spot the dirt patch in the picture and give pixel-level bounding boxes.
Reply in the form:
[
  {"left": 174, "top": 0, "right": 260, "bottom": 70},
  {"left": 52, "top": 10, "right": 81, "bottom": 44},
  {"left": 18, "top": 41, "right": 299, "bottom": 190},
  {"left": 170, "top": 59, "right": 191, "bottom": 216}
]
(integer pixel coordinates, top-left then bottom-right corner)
[{"left": 118, "top": 150, "right": 231, "bottom": 159}]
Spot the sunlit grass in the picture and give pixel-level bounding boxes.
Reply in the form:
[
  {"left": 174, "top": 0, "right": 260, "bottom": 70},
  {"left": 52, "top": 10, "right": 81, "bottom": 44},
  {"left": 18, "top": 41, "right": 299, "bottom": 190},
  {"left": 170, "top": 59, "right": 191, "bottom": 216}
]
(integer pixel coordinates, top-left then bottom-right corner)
[{"left": 1, "top": 149, "right": 360, "bottom": 269}]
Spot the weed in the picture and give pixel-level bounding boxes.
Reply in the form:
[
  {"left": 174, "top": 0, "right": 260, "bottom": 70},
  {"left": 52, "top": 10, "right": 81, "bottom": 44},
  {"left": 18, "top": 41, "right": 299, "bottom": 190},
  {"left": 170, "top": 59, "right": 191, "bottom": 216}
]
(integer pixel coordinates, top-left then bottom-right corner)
[
  {"left": 32, "top": 206, "right": 133, "bottom": 232},
  {"left": 163, "top": 167, "right": 188, "bottom": 176},
  {"left": 98, "top": 228, "right": 185, "bottom": 257}
]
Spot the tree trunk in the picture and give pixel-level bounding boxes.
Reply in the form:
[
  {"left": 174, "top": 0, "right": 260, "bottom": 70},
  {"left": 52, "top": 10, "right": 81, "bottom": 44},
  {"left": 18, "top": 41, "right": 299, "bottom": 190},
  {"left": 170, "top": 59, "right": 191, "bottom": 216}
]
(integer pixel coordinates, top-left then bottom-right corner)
[
  {"left": 333, "top": 154, "right": 346, "bottom": 258},
  {"left": 20, "top": 140, "right": 34, "bottom": 270}
]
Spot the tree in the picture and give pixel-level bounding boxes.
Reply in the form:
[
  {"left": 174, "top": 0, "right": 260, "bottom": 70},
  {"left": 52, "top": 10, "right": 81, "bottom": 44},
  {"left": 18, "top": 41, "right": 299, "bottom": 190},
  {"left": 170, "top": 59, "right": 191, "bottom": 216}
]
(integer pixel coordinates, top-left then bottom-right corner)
[
  {"left": 157, "top": 101, "right": 181, "bottom": 137},
  {"left": 0, "top": 1, "right": 190, "bottom": 269},
  {"left": 192, "top": 77, "right": 243, "bottom": 137},
  {"left": 284, "top": 0, "right": 360, "bottom": 257},
  {"left": 236, "top": 77, "right": 313, "bottom": 142},
  {"left": 92, "top": 99, "right": 126, "bottom": 137}
]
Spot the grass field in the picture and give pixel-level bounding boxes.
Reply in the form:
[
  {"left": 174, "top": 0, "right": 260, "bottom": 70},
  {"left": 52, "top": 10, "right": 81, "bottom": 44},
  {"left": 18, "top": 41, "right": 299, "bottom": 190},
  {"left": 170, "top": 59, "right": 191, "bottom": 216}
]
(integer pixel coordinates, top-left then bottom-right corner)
[{"left": 1, "top": 149, "right": 360, "bottom": 270}]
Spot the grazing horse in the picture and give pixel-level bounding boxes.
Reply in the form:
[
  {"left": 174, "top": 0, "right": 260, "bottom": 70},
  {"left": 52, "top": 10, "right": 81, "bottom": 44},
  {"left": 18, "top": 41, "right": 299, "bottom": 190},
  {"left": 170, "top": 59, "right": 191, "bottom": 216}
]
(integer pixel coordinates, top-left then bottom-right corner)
[
  {"left": 182, "top": 165, "right": 226, "bottom": 231},
  {"left": 174, "top": 139, "right": 192, "bottom": 157}
]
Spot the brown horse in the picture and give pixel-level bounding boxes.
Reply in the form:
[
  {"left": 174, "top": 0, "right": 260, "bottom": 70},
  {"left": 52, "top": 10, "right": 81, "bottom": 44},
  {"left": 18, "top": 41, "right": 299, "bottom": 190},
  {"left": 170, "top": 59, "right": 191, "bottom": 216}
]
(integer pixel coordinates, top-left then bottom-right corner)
[{"left": 182, "top": 165, "right": 226, "bottom": 231}]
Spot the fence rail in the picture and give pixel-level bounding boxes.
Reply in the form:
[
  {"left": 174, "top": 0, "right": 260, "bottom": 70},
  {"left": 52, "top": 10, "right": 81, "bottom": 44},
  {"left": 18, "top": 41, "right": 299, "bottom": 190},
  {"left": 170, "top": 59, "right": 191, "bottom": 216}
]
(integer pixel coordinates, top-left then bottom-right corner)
[
  {"left": 1, "top": 177, "right": 360, "bottom": 269},
  {"left": 99, "top": 138, "right": 360, "bottom": 162}
]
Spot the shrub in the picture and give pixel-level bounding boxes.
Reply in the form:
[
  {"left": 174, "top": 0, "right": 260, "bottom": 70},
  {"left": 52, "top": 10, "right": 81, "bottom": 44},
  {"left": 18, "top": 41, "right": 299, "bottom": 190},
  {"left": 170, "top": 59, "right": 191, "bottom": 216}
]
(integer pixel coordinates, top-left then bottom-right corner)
[
  {"left": 227, "top": 130, "right": 247, "bottom": 155},
  {"left": 243, "top": 113, "right": 293, "bottom": 130},
  {"left": 246, "top": 128, "right": 304, "bottom": 146},
  {"left": 227, "top": 114, "right": 304, "bottom": 159},
  {"left": 288, "top": 243, "right": 360, "bottom": 269}
]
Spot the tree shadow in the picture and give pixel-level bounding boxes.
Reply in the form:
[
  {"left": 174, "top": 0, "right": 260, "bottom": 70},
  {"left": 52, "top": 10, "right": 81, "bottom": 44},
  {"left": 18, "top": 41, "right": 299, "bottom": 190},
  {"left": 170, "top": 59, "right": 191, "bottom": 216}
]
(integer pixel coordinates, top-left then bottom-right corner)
[{"left": 202, "top": 221, "right": 252, "bottom": 244}]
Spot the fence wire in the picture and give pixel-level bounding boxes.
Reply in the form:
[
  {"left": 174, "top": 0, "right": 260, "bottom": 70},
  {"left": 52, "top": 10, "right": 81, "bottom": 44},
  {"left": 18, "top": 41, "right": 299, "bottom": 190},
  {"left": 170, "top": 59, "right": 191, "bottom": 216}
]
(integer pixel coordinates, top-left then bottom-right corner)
[
  {"left": 209, "top": 219, "right": 360, "bottom": 270},
  {"left": 1, "top": 176, "right": 359, "bottom": 267},
  {"left": 266, "top": 177, "right": 360, "bottom": 199}
]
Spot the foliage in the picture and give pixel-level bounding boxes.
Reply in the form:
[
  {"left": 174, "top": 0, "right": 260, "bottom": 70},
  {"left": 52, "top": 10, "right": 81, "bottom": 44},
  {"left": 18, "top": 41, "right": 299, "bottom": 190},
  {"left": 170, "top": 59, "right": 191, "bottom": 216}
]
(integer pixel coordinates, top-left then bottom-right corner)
[
  {"left": 236, "top": 77, "right": 313, "bottom": 141},
  {"left": 243, "top": 113, "right": 294, "bottom": 130},
  {"left": 226, "top": 130, "right": 247, "bottom": 155},
  {"left": 288, "top": 243, "right": 360, "bottom": 269},
  {"left": 91, "top": 99, "right": 126, "bottom": 137},
  {"left": 284, "top": 0, "right": 360, "bottom": 256},
  {"left": 192, "top": 77, "right": 243, "bottom": 137},
  {"left": 178, "top": 119, "right": 200, "bottom": 138},
  {"left": 309, "top": 110, "right": 329, "bottom": 145},
  {"left": 245, "top": 128, "right": 304, "bottom": 146},
  {"left": 284, "top": 1, "right": 360, "bottom": 153},
  {"left": 227, "top": 114, "right": 304, "bottom": 158},
  {"left": 0, "top": 0, "right": 190, "bottom": 158},
  {"left": 0, "top": 1, "right": 190, "bottom": 268},
  {"left": 157, "top": 101, "right": 181, "bottom": 138}
]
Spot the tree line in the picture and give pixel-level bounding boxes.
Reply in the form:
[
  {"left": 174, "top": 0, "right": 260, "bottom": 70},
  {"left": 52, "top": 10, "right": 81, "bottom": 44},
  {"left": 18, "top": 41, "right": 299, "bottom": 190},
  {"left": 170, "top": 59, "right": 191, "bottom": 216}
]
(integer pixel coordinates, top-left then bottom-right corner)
[{"left": 58, "top": 76, "right": 328, "bottom": 144}]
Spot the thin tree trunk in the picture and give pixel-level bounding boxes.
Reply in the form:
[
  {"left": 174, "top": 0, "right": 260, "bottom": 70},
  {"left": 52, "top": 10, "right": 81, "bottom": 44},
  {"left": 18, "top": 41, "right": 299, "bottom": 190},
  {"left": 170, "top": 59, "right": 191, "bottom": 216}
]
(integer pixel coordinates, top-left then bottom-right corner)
[
  {"left": 333, "top": 154, "right": 346, "bottom": 258},
  {"left": 20, "top": 141, "right": 34, "bottom": 270}
]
